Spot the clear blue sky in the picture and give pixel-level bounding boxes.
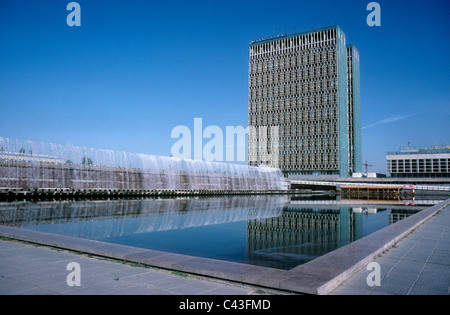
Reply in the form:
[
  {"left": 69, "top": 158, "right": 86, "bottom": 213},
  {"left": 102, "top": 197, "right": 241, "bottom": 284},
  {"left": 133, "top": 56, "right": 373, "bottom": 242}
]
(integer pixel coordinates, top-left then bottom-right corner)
[{"left": 1, "top": 0, "right": 449, "bottom": 173}]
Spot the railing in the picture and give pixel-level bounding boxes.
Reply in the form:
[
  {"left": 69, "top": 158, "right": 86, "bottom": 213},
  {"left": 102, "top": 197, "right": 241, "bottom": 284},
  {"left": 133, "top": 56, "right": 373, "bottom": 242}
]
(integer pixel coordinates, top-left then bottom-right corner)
[
  {"left": 416, "top": 185, "right": 450, "bottom": 191},
  {"left": 291, "top": 180, "right": 450, "bottom": 191}
]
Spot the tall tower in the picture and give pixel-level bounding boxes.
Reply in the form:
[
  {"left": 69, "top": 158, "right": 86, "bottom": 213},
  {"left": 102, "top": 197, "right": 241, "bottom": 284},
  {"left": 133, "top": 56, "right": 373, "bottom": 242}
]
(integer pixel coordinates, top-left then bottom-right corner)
[
  {"left": 248, "top": 26, "right": 361, "bottom": 177},
  {"left": 347, "top": 45, "right": 362, "bottom": 174}
]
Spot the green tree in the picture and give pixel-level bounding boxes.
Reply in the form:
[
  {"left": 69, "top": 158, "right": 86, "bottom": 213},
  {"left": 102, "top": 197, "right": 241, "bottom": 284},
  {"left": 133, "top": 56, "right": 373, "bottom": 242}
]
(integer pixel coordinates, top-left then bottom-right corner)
[{"left": 82, "top": 157, "right": 93, "bottom": 166}]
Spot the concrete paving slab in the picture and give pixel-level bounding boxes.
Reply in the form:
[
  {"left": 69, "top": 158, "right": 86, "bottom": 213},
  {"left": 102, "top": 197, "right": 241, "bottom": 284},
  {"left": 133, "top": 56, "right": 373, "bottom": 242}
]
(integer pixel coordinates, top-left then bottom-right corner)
[
  {"left": 0, "top": 238, "right": 275, "bottom": 295},
  {"left": 329, "top": 199, "right": 450, "bottom": 295}
]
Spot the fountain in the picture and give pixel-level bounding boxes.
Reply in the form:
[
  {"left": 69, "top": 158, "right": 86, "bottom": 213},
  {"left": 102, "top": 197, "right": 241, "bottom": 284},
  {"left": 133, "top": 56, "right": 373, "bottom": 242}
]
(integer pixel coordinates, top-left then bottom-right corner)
[{"left": 0, "top": 137, "right": 289, "bottom": 194}]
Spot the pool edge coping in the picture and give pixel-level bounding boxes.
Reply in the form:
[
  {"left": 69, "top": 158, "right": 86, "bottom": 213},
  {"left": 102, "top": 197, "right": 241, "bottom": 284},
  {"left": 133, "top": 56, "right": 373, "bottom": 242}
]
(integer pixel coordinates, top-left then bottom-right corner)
[{"left": 1, "top": 198, "right": 449, "bottom": 295}]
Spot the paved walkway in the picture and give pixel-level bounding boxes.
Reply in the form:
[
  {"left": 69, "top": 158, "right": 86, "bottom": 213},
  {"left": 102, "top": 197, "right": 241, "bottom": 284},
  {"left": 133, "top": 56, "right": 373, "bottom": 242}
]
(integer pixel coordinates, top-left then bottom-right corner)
[
  {"left": 329, "top": 204, "right": 450, "bottom": 295},
  {"left": 0, "top": 239, "right": 280, "bottom": 295}
]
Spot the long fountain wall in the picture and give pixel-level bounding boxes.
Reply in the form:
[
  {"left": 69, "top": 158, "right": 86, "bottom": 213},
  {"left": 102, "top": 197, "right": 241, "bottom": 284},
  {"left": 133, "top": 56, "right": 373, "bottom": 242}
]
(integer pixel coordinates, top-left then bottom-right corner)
[
  {"left": 0, "top": 160, "right": 289, "bottom": 191},
  {"left": 0, "top": 137, "right": 289, "bottom": 192}
]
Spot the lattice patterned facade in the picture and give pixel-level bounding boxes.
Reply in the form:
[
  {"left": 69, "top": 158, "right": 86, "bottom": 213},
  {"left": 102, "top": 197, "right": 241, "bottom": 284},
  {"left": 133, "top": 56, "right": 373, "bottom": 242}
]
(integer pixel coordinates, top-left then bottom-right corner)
[
  {"left": 248, "top": 26, "right": 361, "bottom": 177},
  {"left": 347, "top": 45, "right": 362, "bottom": 175},
  {"left": 246, "top": 206, "right": 360, "bottom": 269}
]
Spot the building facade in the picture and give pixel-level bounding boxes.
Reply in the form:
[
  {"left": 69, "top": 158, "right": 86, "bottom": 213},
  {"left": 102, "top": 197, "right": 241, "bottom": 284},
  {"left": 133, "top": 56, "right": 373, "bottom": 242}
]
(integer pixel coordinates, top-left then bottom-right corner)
[
  {"left": 386, "top": 145, "right": 450, "bottom": 178},
  {"left": 248, "top": 26, "right": 361, "bottom": 177},
  {"left": 347, "top": 45, "right": 362, "bottom": 176}
]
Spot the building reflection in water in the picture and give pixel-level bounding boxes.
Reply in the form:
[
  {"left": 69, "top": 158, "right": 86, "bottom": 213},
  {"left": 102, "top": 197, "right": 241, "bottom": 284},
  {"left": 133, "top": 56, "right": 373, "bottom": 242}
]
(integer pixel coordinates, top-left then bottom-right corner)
[
  {"left": 247, "top": 206, "right": 353, "bottom": 269},
  {"left": 0, "top": 195, "right": 427, "bottom": 270},
  {"left": 246, "top": 198, "right": 425, "bottom": 269}
]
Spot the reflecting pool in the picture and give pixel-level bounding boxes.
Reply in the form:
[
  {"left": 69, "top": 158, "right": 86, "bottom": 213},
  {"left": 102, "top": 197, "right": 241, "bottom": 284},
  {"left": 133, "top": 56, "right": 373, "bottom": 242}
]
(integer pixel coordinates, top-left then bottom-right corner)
[{"left": 0, "top": 195, "right": 428, "bottom": 270}]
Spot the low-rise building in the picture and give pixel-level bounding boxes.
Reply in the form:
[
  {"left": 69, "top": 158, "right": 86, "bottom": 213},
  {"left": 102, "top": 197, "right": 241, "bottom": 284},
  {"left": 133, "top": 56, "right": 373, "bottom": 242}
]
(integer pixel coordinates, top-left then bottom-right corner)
[{"left": 386, "top": 144, "right": 450, "bottom": 178}]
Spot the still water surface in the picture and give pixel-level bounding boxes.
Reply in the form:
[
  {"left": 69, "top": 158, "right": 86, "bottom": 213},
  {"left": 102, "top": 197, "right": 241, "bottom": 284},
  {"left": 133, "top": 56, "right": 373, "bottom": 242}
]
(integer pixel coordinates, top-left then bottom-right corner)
[{"left": 0, "top": 195, "right": 426, "bottom": 270}]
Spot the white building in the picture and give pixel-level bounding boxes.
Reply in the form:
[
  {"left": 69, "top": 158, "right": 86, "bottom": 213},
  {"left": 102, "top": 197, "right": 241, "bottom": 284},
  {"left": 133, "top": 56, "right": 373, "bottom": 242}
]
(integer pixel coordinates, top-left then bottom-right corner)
[{"left": 386, "top": 144, "right": 450, "bottom": 178}]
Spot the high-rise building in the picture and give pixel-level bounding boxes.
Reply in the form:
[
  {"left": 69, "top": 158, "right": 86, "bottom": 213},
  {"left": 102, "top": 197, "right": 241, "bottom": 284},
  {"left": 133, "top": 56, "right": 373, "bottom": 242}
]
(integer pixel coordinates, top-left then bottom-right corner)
[
  {"left": 248, "top": 26, "right": 361, "bottom": 177},
  {"left": 347, "top": 45, "right": 362, "bottom": 176}
]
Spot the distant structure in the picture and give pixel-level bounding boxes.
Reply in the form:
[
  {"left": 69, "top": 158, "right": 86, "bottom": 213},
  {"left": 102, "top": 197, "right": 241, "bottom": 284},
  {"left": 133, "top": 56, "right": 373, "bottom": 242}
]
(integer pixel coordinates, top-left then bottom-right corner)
[
  {"left": 386, "top": 144, "right": 450, "bottom": 178},
  {"left": 248, "top": 25, "right": 361, "bottom": 178}
]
